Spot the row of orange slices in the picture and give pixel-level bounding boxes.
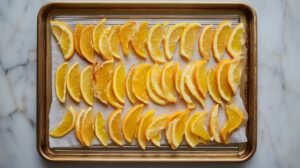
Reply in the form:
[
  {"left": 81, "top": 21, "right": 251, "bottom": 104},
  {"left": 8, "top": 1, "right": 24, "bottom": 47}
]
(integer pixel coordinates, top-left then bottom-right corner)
[
  {"left": 55, "top": 60, "right": 244, "bottom": 109},
  {"left": 50, "top": 19, "right": 245, "bottom": 63},
  {"left": 50, "top": 103, "right": 245, "bottom": 149}
]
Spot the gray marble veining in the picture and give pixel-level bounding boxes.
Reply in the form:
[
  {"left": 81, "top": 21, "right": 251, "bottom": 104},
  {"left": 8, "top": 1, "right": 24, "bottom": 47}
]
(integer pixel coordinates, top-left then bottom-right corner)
[{"left": 1, "top": 0, "right": 300, "bottom": 167}]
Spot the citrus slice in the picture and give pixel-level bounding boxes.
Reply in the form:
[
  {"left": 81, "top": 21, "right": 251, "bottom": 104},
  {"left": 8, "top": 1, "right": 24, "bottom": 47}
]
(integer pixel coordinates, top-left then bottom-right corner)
[
  {"left": 198, "top": 25, "right": 213, "bottom": 60},
  {"left": 93, "top": 18, "right": 106, "bottom": 55},
  {"left": 50, "top": 20, "right": 74, "bottom": 60},
  {"left": 166, "top": 118, "right": 178, "bottom": 149},
  {"left": 150, "top": 133, "right": 161, "bottom": 147},
  {"left": 173, "top": 63, "right": 182, "bottom": 96},
  {"left": 80, "top": 25, "right": 95, "bottom": 63},
  {"left": 207, "top": 68, "right": 223, "bottom": 104},
  {"left": 180, "top": 65, "right": 196, "bottom": 109},
  {"left": 122, "top": 104, "right": 144, "bottom": 143},
  {"left": 137, "top": 109, "right": 155, "bottom": 150},
  {"left": 180, "top": 23, "right": 201, "bottom": 60},
  {"left": 80, "top": 65, "right": 94, "bottom": 106},
  {"left": 161, "top": 62, "right": 177, "bottom": 102},
  {"left": 228, "top": 59, "right": 244, "bottom": 94},
  {"left": 108, "top": 25, "right": 121, "bottom": 59},
  {"left": 66, "top": 62, "right": 81, "bottom": 103},
  {"left": 106, "top": 80, "right": 123, "bottom": 109},
  {"left": 50, "top": 106, "right": 76, "bottom": 137},
  {"left": 132, "top": 22, "right": 148, "bottom": 58},
  {"left": 146, "top": 69, "right": 168, "bottom": 105},
  {"left": 74, "top": 23, "right": 84, "bottom": 56},
  {"left": 132, "top": 63, "right": 151, "bottom": 104},
  {"left": 147, "top": 23, "right": 167, "bottom": 63},
  {"left": 185, "top": 112, "right": 201, "bottom": 148},
  {"left": 212, "top": 21, "right": 232, "bottom": 61},
  {"left": 184, "top": 63, "right": 205, "bottom": 108},
  {"left": 145, "top": 114, "right": 168, "bottom": 140},
  {"left": 108, "top": 109, "right": 123, "bottom": 146},
  {"left": 112, "top": 62, "right": 126, "bottom": 104},
  {"left": 220, "top": 119, "right": 229, "bottom": 143},
  {"left": 94, "top": 60, "right": 114, "bottom": 104},
  {"left": 167, "top": 111, "right": 183, "bottom": 125},
  {"left": 226, "top": 23, "right": 245, "bottom": 58},
  {"left": 120, "top": 21, "right": 136, "bottom": 56},
  {"left": 208, "top": 104, "right": 221, "bottom": 143},
  {"left": 150, "top": 64, "right": 167, "bottom": 100},
  {"left": 171, "top": 111, "right": 189, "bottom": 149},
  {"left": 126, "top": 64, "right": 138, "bottom": 104},
  {"left": 80, "top": 107, "right": 95, "bottom": 147},
  {"left": 98, "top": 27, "right": 114, "bottom": 60},
  {"left": 95, "top": 112, "right": 108, "bottom": 147},
  {"left": 164, "top": 23, "right": 186, "bottom": 60},
  {"left": 55, "top": 62, "right": 68, "bottom": 103},
  {"left": 191, "top": 111, "right": 211, "bottom": 142},
  {"left": 193, "top": 60, "right": 208, "bottom": 98},
  {"left": 75, "top": 109, "right": 85, "bottom": 145},
  {"left": 216, "top": 60, "right": 234, "bottom": 102}
]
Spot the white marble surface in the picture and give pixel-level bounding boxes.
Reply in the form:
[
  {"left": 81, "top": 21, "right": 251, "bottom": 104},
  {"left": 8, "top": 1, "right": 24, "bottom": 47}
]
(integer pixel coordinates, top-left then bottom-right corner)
[{"left": 0, "top": 0, "right": 299, "bottom": 167}]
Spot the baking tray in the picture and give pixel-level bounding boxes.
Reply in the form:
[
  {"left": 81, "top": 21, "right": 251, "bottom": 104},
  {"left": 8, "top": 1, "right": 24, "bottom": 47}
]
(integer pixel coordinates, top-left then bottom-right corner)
[{"left": 37, "top": 2, "right": 257, "bottom": 162}]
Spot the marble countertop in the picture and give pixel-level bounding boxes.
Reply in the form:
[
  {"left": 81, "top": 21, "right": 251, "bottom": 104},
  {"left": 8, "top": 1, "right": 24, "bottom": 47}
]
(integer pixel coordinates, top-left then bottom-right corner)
[{"left": 0, "top": 0, "right": 299, "bottom": 167}]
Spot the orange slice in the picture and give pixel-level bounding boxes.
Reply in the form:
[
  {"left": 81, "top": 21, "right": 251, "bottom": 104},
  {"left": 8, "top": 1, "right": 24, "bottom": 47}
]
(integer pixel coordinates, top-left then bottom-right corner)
[
  {"left": 208, "top": 104, "right": 221, "bottom": 143},
  {"left": 180, "top": 64, "right": 196, "bottom": 109},
  {"left": 108, "top": 109, "right": 123, "bottom": 146},
  {"left": 193, "top": 60, "right": 208, "bottom": 98},
  {"left": 50, "top": 106, "right": 76, "bottom": 137},
  {"left": 126, "top": 64, "right": 138, "bottom": 104},
  {"left": 171, "top": 111, "right": 189, "bottom": 149},
  {"left": 185, "top": 112, "right": 201, "bottom": 148},
  {"left": 146, "top": 69, "right": 168, "bottom": 105},
  {"left": 55, "top": 62, "right": 68, "bottom": 103},
  {"left": 212, "top": 21, "right": 232, "bottom": 61},
  {"left": 150, "top": 64, "right": 167, "bottom": 100},
  {"left": 161, "top": 62, "right": 177, "bottom": 102},
  {"left": 106, "top": 80, "right": 123, "bottom": 109},
  {"left": 226, "top": 23, "right": 245, "bottom": 58},
  {"left": 80, "top": 65, "right": 94, "bottom": 106},
  {"left": 167, "top": 111, "right": 183, "bottom": 125},
  {"left": 132, "top": 22, "right": 148, "bottom": 58},
  {"left": 120, "top": 21, "right": 136, "bottom": 56},
  {"left": 132, "top": 63, "right": 151, "bottom": 104},
  {"left": 74, "top": 23, "right": 84, "bottom": 56},
  {"left": 145, "top": 114, "right": 168, "bottom": 140},
  {"left": 122, "top": 104, "right": 144, "bottom": 143},
  {"left": 80, "top": 25, "right": 95, "bottom": 63},
  {"left": 108, "top": 25, "right": 121, "bottom": 59},
  {"left": 137, "top": 109, "right": 155, "bottom": 150},
  {"left": 207, "top": 68, "right": 223, "bottom": 104},
  {"left": 112, "top": 62, "right": 126, "bottom": 104},
  {"left": 173, "top": 63, "right": 182, "bottom": 96},
  {"left": 166, "top": 118, "right": 178, "bottom": 149},
  {"left": 180, "top": 23, "right": 201, "bottom": 60},
  {"left": 75, "top": 109, "right": 85, "bottom": 145},
  {"left": 216, "top": 60, "right": 234, "bottom": 102},
  {"left": 93, "top": 18, "right": 106, "bottom": 55},
  {"left": 228, "top": 59, "right": 244, "bottom": 94},
  {"left": 98, "top": 27, "right": 114, "bottom": 60},
  {"left": 81, "top": 107, "right": 95, "bottom": 147},
  {"left": 198, "top": 25, "right": 213, "bottom": 60},
  {"left": 50, "top": 20, "right": 74, "bottom": 60},
  {"left": 150, "top": 133, "right": 161, "bottom": 147},
  {"left": 164, "top": 23, "right": 186, "bottom": 60},
  {"left": 191, "top": 111, "right": 211, "bottom": 142},
  {"left": 95, "top": 112, "right": 108, "bottom": 147},
  {"left": 66, "top": 62, "right": 81, "bottom": 103}
]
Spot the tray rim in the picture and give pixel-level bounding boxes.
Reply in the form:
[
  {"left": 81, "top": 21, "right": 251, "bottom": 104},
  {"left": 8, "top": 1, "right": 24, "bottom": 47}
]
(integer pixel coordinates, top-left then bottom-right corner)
[{"left": 37, "top": 1, "right": 257, "bottom": 163}]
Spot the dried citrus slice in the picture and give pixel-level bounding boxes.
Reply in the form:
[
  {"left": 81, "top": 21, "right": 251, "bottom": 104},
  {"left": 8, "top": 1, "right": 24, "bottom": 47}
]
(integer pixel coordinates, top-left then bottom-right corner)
[
  {"left": 108, "top": 25, "right": 121, "bottom": 59},
  {"left": 94, "top": 60, "right": 114, "bottom": 104},
  {"left": 164, "top": 23, "right": 186, "bottom": 60},
  {"left": 184, "top": 63, "right": 205, "bottom": 108},
  {"left": 171, "top": 111, "right": 189, "bottom": 149},
  {"left": 66, "top": 62, "right": 81, "bottom": 103},
  {"left": 55, "top": 62, "right": 68, "bottom": 103},
  {"left": 212, "top": 21, "right": 232, "bottom": 61},
  {"left": 137, "top": 109, "right": 155, "bottom": 150},
  {"left": 226, "top": 23, "right": 245, "bottom": 58},
  {"left": 185, "top": 112, "right": 201, "bottom": 148},
  {"left": 180, "top": 64, "right": 196, "bottom": 109},
  {"left": 193, "top": 60, "right": 208, "bottom": 98},
  {"left": 180, "top": 23, "right": 201, "bottom": 60},
  {"left": 145, "top": 114, "right": 168, "bottom": 141},
  {"left": 50, "top": 106, "right": 76, "bottom": 137},
  {"left": 74, "top": 23, "right": 84, "bottom": 56},
  {"left": 191, "top": 111, "right": 211, "bottom": 142},
  {"left": 228, "top": 59, "right": 244, "bottom": 94},
  {"left": 198, "top": 25, "right": 213, "bottom": 60},
  {"left": 146, "top": 69, "right": 168, "bottom": 105},
  {"left": 122, "top": 104, "right": 144, "bottom": 143},
  {"left": 108, "top": 109, "right": 123, "bottom": 146},
  {"left": 50, "top": 20, "right": 74, "bottom": 60},
  {"left": 80, "top": 65, "right": 94, "bottom": 106},
  {"left": 112, "top": 62, "right": 126, "bottom": 104},
  {"left": 80, "top": 25, "right": 95, "bottom": 63},
  {"left": 161, "top": 62, "right": 177, "bottom": 102},
  {"left": 98, "top": 27, "right": 114, "bottom": 60},
  {"left": 147, "top": 23, "right": 168, "bottom": 63},
  {"left": 75, "top": 109, "right": 85, "bottom": 145},
  {"left": 95, "top": 112, "right": 108, "bottom": 147},
  {"left": 207, "top": 68, "right": 222, "bottom": 104},
  {"left": 93, "top": 18, "right": 106, "bottom": 55},
  {"left": 126, "top": 64, "right": 138, "bottom": 104},
  {"left": 150, "top": 64, "right": 167, "bottom": 100},
  {"left": 132, "top": 63, "right": 151, "bottom": 104},
  {"left": 120, "top": 21, "right": 136, "bottom": 56},
  {"left": 132, "top": 22, "right": 148, "bottom": 58},
  {"left": 173, "top": 63, "right": 182, "bottom": 96},
  {"left": 216, "top": 60, "right": 234, "bottom": 102},
  {"left": 81, "top": 107, "right": 95, "bottom": 147},
  {"left": 208, "top": 104, "right": 221, "bottom": 143},
  {"left": 106, "top": 80, "right": 123, "bottom": 109}
]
